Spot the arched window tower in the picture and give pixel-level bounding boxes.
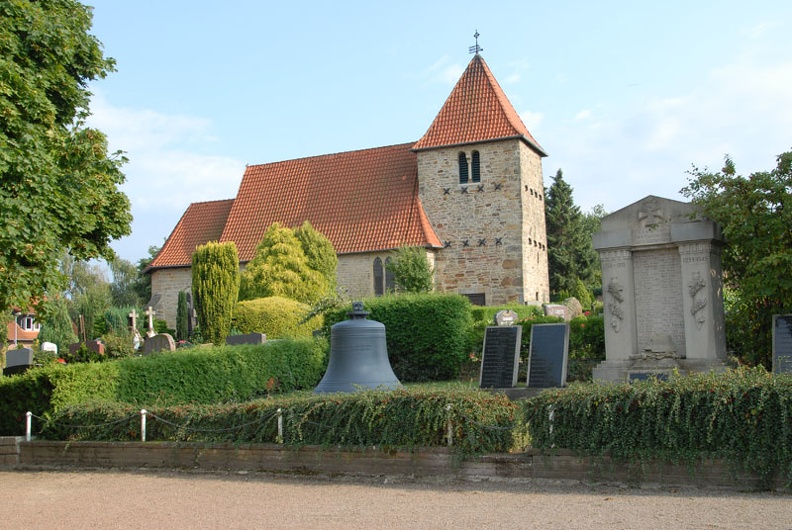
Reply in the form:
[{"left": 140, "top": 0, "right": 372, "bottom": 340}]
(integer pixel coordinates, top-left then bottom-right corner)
[{"left": 458, "top": 152, "right": 468, "bottom": 184}]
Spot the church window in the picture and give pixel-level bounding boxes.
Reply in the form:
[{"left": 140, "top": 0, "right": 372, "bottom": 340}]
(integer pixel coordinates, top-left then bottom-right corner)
[
  {"left": 471, "top": 151, "right": 480, "bottom": 182},
  {"left": 373, "top": 258, "right": 384, "bottom": 296},
  {"left": 385, "top": 257, "right": 395, "bottom": 292},
  {"left": 458, "top": 152, "right": 469, "bottom": 184}
]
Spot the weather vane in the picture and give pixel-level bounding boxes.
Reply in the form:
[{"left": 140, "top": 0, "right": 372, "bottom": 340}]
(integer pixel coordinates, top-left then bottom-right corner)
[{"left": 469, "top": 30, "right": 483, "bottom": 55}]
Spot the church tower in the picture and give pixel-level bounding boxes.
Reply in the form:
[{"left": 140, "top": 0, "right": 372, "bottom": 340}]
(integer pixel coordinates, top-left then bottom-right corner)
[{"left": 412, "top": 53, "right": 549, "bottom": 305}]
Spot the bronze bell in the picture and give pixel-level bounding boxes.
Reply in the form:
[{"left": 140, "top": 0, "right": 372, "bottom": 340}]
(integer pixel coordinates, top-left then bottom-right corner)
[{"left": 314, "top": 301, "right": 401, "bottom": 393}]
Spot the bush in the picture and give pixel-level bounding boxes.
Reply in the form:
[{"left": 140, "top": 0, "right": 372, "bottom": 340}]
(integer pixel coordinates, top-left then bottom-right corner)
[
  {"left": 523, "top": 367, "right": 792, "bottom": 489},
  {"left": 39, "top": 386, "right": 521, "bottom": 455},
  {"left": 234, "top": 296, "right": 323, "bottom": 339},
  {"left": 0, "top": 338, "right": 327, "bottom": 434},
  {"left": 323, "top": 294, "right": 472, "bottom": 382}
]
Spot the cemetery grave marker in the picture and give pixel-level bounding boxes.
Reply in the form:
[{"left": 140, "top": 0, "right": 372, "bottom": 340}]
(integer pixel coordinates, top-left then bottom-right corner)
[
  {"left": 143, "top": 333, "right": 176, "bottom": 354},
  {"left": 773, "top": 314, "right": 792, "bottom": 374},
  {"left": 479, "top": 311, "right": 522, "bottom": 389},
  {"left": 3, "top": 347, "right": 33, "bottom": 376},
  {"left": 527, "top": 323, "right": 569, "bottom": 388},
  {"left": 226, "top": 332, "right": 267, "bottom": 346}
]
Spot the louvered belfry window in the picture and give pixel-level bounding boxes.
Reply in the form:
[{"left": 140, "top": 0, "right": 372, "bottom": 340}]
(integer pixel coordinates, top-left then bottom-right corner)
[
  {"left": 458, "top": 152, "right": 469, "bottom": 184},
  {"left": 471, "top": 151, "right": 480, "bottom": 182}
]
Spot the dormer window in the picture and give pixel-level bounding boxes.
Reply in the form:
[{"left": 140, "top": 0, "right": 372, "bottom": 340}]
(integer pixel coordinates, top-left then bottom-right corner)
[
  {"left": 471, "top": 151, "right": 480, "bottom": 183},
  {"left": 458, "top": 152, "right": 469, "bottom": 184}
]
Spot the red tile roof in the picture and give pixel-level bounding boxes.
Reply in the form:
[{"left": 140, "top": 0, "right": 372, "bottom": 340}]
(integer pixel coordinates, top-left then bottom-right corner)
[
  {"left": 413, "top": 54, "right": 546, "bottom": 155},
  {"left": 149, "top": 199, "right": 234, "bottom": 268},
  {"left": 220, "top": 143, "right": 442, "bottom": 261}
]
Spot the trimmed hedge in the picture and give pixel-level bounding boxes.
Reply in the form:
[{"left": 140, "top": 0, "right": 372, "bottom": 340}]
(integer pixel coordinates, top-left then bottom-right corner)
[
  {"left": 38, "top": 386, "right": 521, "bottom": 455},
  {"left": 524, "top": 367, "right": 792, "bottom": 488},
  {"left": 324, "top": 294, "right": 473, "bottom": 382},
  {"left": 0, "top": 338, "right": 327, "bottom": 435},
  {"left": 233, "top": 296, "right": 323, "bottom": 339}
]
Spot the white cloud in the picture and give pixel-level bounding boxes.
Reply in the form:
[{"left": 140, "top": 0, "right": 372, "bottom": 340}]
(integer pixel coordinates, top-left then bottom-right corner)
[
  {"left": 540, "top": 47, "right": 792, "bottom": 215},
  {"left": 87, "top": 93, "right": 244, "bottom": 262}
]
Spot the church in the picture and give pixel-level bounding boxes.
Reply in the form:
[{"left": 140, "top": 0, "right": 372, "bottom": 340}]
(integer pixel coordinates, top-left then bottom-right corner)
[{"left": 146, "top": 52, "right": 550, "bottom": 327}]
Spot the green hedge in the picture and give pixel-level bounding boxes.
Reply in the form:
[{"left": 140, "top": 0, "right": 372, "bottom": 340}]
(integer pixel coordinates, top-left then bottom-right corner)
[
  {"left": 233, "top": 296, "right": 322, "bottom": 339},
  {"left": 523, "top": 367, "right": 792, "bottom": 488},
  {"left": 0, "top": 338, "right": 327, "bottom": 435},
  {"left": 323, "top": 294, "right": 473, "bottom": 382},
  {"left": 38, "top": 386, "right": 521, "bottom": 455}
]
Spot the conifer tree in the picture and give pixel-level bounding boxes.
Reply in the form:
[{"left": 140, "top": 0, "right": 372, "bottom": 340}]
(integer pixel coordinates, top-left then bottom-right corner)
[
  {"left": 294, "top": 221, "right": 338, "bottom": 295},
  {"left": 191, "top": 241, "right": 240, "bottom": 346},
  {"left": 176, "top": 291, "right": 189, "bottom": 341},
  {"left": 545, "top": 169, "right": 598, "bottom": 299},
  {"left": 239, "top": 223, "right": 327, "bottom": 304}
]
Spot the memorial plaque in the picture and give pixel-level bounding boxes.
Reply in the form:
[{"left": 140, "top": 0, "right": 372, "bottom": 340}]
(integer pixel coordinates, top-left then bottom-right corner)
[
  {"left": 479, "top": 326, "right": 522, "bottom": 388},
  {"left": 773, "top": 314, "right": 792, "bottom": 374},
  {"left": 226, "top": 332, "right": 267, "bottom": 346},
  {"left": 527, "top": 323, "right": 569, "bottom": 388},
  {"left": 628, "top": 371, "right": 670, "bottom": 382}
]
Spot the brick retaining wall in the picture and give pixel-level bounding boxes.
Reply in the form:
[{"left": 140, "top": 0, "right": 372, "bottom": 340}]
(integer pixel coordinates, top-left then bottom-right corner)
[{"left": 1, "top": 437, "right": 782, "bottom": 490}]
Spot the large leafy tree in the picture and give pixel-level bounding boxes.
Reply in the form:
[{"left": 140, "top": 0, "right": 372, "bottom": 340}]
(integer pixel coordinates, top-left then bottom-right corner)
[
  {"left": 682, "top": 150, "right": 792, "bottom": 367},
  {"left": 0, "top": 1, "right": 132, "bottom": 314},
  {"left": 239, "top": 223, "right": 327, "bottom": 304},
  {"left": 192, "top": 241, "right": 240, "bottom": 346},
  {"left": 545, "top": 170, "right": 598, "bottom": 299}
]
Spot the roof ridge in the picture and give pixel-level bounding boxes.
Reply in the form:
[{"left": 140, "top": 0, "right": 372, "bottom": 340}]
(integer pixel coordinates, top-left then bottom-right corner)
[{"left": 246, "top": 141, "right": 418, "bottom": 169}]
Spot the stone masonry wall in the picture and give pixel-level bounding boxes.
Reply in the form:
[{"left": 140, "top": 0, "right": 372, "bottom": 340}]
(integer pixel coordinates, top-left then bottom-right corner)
[
  {"left": 417, "top": 139, "right": 549, "bottom": 305},
  {"left": 149, "top": 268, "right": 192, "bottom": 329}
]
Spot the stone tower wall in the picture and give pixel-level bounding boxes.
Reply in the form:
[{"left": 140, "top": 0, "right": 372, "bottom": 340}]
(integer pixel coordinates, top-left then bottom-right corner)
[{"left": 416, "top": 139, "right": 549, "bottom": 305}]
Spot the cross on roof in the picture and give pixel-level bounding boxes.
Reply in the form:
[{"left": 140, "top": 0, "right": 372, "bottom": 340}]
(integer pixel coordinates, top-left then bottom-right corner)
[{"left": 469, "top": 30, "right": 483, "bottom": 55}]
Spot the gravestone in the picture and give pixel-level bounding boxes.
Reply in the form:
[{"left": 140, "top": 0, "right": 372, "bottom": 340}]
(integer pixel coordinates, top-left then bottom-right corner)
[
  {"left": 479, "top": 318, "right": 522, "bottom": 389},
  {"left": 68, "top": 340, "right": 105, "bottom": 357},
  {"left": 41, "top": 342, "right": 58, "bottom": 355},
  {"left": 143, "top": 333, "right": 176, "bottom": 354},
  {"left": 494, "top": 309, "right": 518, "bottom": 326},
  {"left": 3, "top": 347, "right": 33, "bottom": 376},
  {"left": 772, "top": 314, "right": 792, "bottom": 374},
  {"left": 226, "top": 332, "right": 267, "bottom": 346},
  {"left": 543, "top": 304, "right": 568, "bottom": 321},
  {"left": 592, "top": 196, "right": 728, "bottom": 382},
  {"left": 527, "top": 323, "right": 569, "bottom": 388}
]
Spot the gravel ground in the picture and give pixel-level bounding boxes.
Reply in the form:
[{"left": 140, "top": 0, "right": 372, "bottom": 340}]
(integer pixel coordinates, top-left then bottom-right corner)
[{"left": 2, "top": 470, "right": 791, "bottom": 529}]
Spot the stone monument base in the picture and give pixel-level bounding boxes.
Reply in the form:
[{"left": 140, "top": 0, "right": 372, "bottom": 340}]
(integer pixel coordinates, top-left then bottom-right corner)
[{"left": 592, "top": 358, "right": 728, "bottom": 383}]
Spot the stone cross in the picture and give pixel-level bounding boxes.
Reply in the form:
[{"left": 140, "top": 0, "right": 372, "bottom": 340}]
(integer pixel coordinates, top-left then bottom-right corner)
[
  {"left": 145, "top": 306, "right": 156, "bottom": 338},
  {"left": 128, "top": 309, "right": 138, "bottom": 331}
]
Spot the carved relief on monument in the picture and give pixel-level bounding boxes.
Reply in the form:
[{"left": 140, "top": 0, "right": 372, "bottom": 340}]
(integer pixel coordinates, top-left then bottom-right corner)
[
  {"left": 606, "top": 277, "right": 625, "bottom": 333},
  {"left": 689, "top": 271, "right": 707, "bottom": 330}
]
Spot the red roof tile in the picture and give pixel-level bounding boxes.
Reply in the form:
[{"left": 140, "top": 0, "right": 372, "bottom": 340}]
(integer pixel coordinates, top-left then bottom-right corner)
[
  {"left": 220, "top": 143, "right": 442, "bottom": 261},
  {"left": 149, "top": 199, "right": 234, "bottom": 268},
  {"left": 413, "top": 54, "right": 546, "bottom": 155}
]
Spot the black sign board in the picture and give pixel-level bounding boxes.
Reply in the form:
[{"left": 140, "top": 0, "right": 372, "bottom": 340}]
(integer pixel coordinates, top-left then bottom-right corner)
[
  {"left": 479, "top": 326, "right": 522, "bottom": 388},
  {"left": 527, "top": 323, "right": 569, "bottom": 388},
  {"left": 773, "top": 314, "right": 792, "bottom": 374}
]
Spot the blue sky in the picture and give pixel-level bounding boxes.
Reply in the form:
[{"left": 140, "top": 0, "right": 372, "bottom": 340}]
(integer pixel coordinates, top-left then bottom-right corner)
[{"left": 84, "top": 1, "right": 792, "bottom": 264}]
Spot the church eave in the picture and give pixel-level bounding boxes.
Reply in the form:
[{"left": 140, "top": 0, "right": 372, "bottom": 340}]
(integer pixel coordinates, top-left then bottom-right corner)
[{"left": 411, "top": 134, "right": 547, "bottom": 157}]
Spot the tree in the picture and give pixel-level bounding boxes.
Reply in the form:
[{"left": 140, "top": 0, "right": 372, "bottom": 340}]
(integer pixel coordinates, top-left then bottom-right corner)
[
  {"left": 239, "top": 223, "right": 326, "bottom": 304},
  {"left": 36, "top": 297, "right": 77, "bottom": 357},
  {"left": 545, "top": 169, "right": 598, "bottom": 299},
  {"left": 135, "top": 245, "right": 160, "bottom": 304},
  {"left": 109, "top": 257, "right": 142, "bottom": 308},
  {"left": 682, "top": 150, "right": 792, "bottom": 367},
  {"left": 385, "top": 246, "right": 434, "bottom": 293},
  {"left": 581, "top": 204, "right": 608, "bottom": 292},
  {"left": 176, "top": 291, "right": 188, "bottom": 341},
  {"left": 62, "top": 256, "right": 111, "bottom": 341},
  {"left": 294, "top": 220, "right": 338, "bottom": 295},
  {"left": 0, "top": 1, "right": 132, "bottom": 314},
  {"left": 191, "top": 241, "right": 240, "bottom": 346}
]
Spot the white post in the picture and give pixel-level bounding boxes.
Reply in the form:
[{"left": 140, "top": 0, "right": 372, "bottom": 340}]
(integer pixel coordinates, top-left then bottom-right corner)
[
  {"left": 277, "top": 408, "right": 283, "bottom": 444},
  {"left": 140, "top": 409, "right": 147, "bottom": 442},
  {"left": 25, "top": 411, "right": 32, "bottom": 442},
  {"left": 445, "top": 404, "right": 453, "bottom": 447}
]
